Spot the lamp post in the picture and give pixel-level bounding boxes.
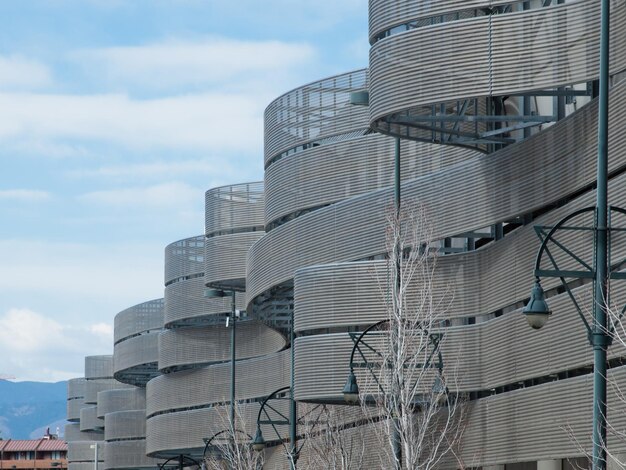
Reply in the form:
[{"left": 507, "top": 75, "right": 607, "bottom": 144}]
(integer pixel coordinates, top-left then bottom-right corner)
[
  {"left": 341, "top": 319, "right": 444, "bottom": 470},
  {"left": 524, "top": 2, "right": 613, "bottom": 467},
  {"left": 205, "top": 289, "right": 238, "bottom": 431},
  {"left": 203, "top": 429, "right": 254, "bottom": 466},
  {"left": 88, "top": 444, "right": 98, "bottom": 470},
  {"left": 251, "top": 386, "right": 299, "bottom": 469}
]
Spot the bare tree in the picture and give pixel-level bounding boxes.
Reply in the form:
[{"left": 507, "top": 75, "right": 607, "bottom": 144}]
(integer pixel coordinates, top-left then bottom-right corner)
[
  {"left": 296, "top": 403, "right": 365, "bottom": 470},
  {"left": 350, "top": 202, "right": 466, "bottom": 469},
  {"left": 202, "top": 403, "right": 264, "bottom": 470}
]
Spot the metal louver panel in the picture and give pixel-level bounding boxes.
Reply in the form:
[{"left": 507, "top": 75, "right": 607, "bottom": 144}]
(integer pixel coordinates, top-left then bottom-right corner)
[
  {"left": 114, "top": 299, "right": 163, "bottom": 344},
  {"left": 85, "top": 380, "right": 133, "bottom": 405},
  {"left": 294, "top": 277, "right": 626, "bottom": 401},
  {"left": 164, "top": 236, "right": 204, "bottom": 286},
  {"left": 205, "top": 182, "right": 265, "bottom": 236},
  {"left": 204, "top": 232, "right": 265, "bottom": 290},
  {"left": 265, "top": 133, "right": 480, "bottom": 228},
  {"left": 104, "top": 440, "right": 159, "bottom": 470},
  {"left": 164, "top": 277, "right": 246, "bottom": 327},
  {"left": 65, "top": 423, "right": 104, "bottom": 443},
  {"left": 104, "top": 410, "right": 146, "bottom": 440},
  {"left": 80, "top": 406, "right": 104, "bottom": 432},
  {"left": 147, "top": 350, "right": 290, "bottom": 417},
  {"left": 368, "top": 0, "right": 626, "bottom": 130},
  {"left": 264, "top": 69, "right": 369, "bottom": 167},
  {"left": 113, "top": 333, "right": 160, "bottom": 385},
  {"left": 157, "top": 323, "right": 286, "bottom": 374},
  {"left": 85, "top": 356, "right": 113, "bottom": 380},
  {"left": 247, "top": 78, "right": 626, "bottom": 308},
  {"left": 97, "top": 387, "right": 146, "bottom": 418},
  {"left": 68, "top": 378, "right": 87, "bottom": 422},
  {"left": 145, "top": 403, "right": 288, "bottom": 457}
]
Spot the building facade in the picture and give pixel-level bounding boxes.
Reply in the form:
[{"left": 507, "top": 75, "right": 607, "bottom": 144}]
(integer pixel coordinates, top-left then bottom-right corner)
[
  {"left": 0, "top": 436, "right": 67, "bottom": 470},
  {"left": 66, "top": 1, "right": 626, "bottom": 468}
]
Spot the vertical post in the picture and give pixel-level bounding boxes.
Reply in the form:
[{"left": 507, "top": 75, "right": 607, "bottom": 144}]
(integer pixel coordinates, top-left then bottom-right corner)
[
  {"left": 592, "top": 0, "right": 610, "bottom": 469},
  {"left": 290, "top": 309, "right": 297, "bottom": 470},
  {"left": 395, "top": 138, "right": 401, "bottom": 214},
  {"left": 93, "top": 444, "right": 98, "bottom": 470},
  {"left": 392, "top": 135, "right": 402, "bottom": 470},
  {"left": 230, "top": 290, "right": 236, "bottom": 432}
]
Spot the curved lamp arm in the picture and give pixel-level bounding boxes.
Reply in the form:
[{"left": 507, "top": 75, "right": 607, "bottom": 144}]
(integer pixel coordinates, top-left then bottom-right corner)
[{"left": 348, "top": 319, "right": 389, "bottom": 372}]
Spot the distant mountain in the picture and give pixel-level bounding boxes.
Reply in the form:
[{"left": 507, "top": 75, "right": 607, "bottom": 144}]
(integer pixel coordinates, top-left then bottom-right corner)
[{"left": 0, "top": 380, "right": 68, "bottom": 439}]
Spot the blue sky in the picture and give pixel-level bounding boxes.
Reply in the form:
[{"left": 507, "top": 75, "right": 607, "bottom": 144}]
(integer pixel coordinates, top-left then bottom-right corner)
[{"left": 0, "top": 0, "right": 368, "bottom": 382}]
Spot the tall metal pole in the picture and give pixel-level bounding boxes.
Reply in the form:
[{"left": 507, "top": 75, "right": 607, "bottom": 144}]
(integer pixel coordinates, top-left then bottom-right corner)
[
  {"left": 592, "top": 0, "right": 610, "bottom": 468},
  {"left": 392, "top": 136, "right": 402, "bottom": 470},
  {"left": 290, "top": 309, "right": 297, "bottom": 470},
  {"left": 230, "top": 290, "right": 236, "bottom": 433},
  {"left": 395, "top": 138, "right": 401, "bottom": 212},
  {"left": 93, "top": 443, "right": 98, "bottom": 470}
]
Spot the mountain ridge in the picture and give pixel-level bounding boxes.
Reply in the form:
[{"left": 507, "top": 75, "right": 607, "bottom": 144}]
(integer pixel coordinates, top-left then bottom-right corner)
[{"left": 0, "top": 380, "right": 68, "bottom": 439}]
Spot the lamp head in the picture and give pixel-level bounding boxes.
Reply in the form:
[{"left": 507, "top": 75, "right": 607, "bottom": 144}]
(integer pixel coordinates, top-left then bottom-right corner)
[
  {"left": 342, "top": 371, "right": 360, "bottom": 404},
  {"left": 523, "top": 280, "right": 551, "bottom": 329},
  {"left": 251, "top": 427, "right": 265, "bottom": 452}
]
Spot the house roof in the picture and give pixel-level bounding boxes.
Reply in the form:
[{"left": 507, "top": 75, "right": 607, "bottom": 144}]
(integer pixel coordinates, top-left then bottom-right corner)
[
  {"left": 3, "top": 440, "right": 39, "bottom": 451},
  {"left": 36, "top": 439, "right": 67, "bottom": 452},
  {"left": 0, "top": 438, "right": 67, "bottom": 453}
]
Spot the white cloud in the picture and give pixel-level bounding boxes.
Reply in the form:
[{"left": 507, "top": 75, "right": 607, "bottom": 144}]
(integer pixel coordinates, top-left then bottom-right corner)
[
  {"left": 0, "top": 189, "right": 51, "bottom": 202},
  {"left": 0, "top": 239, "right": 163, "bottom": 313},
  {"left": 90, "top": 322, "right": 113, "bottom": 338},
  {"left": 0, "top": 308, "right": 115, "bottom": 382},
  {"left": 79, "top": 181, "right": 201, "bottom": 208},
  {"left": 0, "top": 237, "right": 166, "bottom": 382},
  {"left": 0, "top": 55, "right": 52, "bottom": 90},
  {"left": 0, "top": 91, "right": 265, "bottom": 154},
  {"left": 0, "top": 308, "right": 64, "bottom": 353},
  {"left": 73, "top": 37, "right": 316, "bottom": 91},
  {"left": 66, "top": 159, "right": 235, "bottom": 180}
]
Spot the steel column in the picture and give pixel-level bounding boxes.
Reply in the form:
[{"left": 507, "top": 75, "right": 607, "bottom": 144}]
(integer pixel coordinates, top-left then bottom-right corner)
[
  {"left": 290, "top": 308, "right": 297, "bottom": 469},
  {"left": 393, "top": 135, "right": 402, "bottom": 470},
  {"left": 230, "top": 290, "right": 236, "bottom": 433},
  {"left": 592, "top": 0, "right": 610, "bottom": 468}
]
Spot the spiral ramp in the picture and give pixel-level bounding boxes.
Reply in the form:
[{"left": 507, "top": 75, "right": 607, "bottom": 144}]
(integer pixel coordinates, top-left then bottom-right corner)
[
  {"left": 144, "top": 182, "right": 287, "bottom": 462},
  {"left": 66, "top": 356, "right": 133, "bottom": 470},
  {"left": 65, "top": 1, "right": 626, "bottom": 467},
  {"left": 246, "top": 1, "right": 626, "bottom": 465},
  {"left": 368, "top": 0, "right": 626, "bottom": 152}
]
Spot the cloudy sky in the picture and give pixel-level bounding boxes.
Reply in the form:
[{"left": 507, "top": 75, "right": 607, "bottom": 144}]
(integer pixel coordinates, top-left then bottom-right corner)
[{"left": 0, "top": 0, "right": 369, "bottom": 382}]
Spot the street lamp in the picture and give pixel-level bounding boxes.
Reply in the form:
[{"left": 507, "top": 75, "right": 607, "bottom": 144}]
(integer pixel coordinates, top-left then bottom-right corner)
[
  {"left": 250, "top": 427, "right": 266, "bottom": 452},
  {"left": 341, "top": 371, "right": 359, "bottom": 404},
  {"left": 204, "top": 288, "right": 238, "bottom": 431},
  {"left": 341, "top": 319, "right": 444, "bottom": 470},
  {"left": 203, "top": 429, "right": 253, "bottom": 461},
  {"left": 524, "top": 1, "right": 614, "bottom": 467},
  {"left": 341, "top": 320, "right": 389, "bottom": 405},
  {"left": 89, "top": 443, "right": 98, "bottom": 470},
  {"left": 250, "top": 386, "right": 299, "bottom": 468},
  {"left": 522, "top": 280, "right": 551, "bottom": 330}
]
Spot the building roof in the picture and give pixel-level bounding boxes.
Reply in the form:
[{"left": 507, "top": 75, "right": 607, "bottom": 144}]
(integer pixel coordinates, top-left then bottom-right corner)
[
  {"left": 3, "top": 440, "right": 39, "bottom": 451},
  {"left": 36, "top": 439, "right": 67, "bottom": 452},
  {"left": 0, "top": 438, "right": 67, "bottom": 452}
]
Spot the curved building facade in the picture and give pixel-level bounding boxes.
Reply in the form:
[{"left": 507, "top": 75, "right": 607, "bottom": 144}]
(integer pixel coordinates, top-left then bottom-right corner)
[{"left": 68, "top": 2, "right": 626, "bottom": 468}]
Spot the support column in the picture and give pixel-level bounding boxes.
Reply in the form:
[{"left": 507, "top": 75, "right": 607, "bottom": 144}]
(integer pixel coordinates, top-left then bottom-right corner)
[{"left": 538, "top": 459, "right": 562, "bottom": 470}]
